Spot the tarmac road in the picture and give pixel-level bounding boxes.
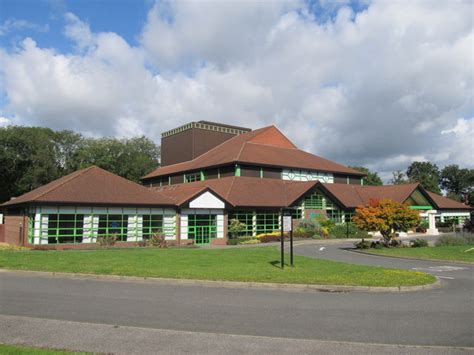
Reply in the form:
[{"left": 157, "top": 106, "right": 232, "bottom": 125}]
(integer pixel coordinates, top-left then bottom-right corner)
[{"left": 0, "top": 240, "right": 473, "bottom": 353}]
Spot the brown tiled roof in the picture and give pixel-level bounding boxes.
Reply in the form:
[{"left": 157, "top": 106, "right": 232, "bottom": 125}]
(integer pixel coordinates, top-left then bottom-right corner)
[
  {"left": 320, "top": 183, "right": 472, "bottom": 210},
  {"left": 425, "top": 191, "right": 472, "bottom": 210},
  {"left": 143, "top": 126, "right": 364, "bottom": 179},
  {"left": 321, "top": 183, "right": 420, "bottom": 208},
  {"left": 1, "top": 166, "right": 175, "bottom": 207},
  {"left": 154, "top": 176, "right": 317, "bottom": 208}
]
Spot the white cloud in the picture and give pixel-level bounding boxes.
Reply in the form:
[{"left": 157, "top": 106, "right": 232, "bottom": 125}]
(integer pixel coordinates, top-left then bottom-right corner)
[
  {"left": 0, "top": 116, "right": 12, "bottom": 127},
  {"left": 0, "top": 19, "right": 49, "bottom": 37},
  {"left": 0, "top": 0, "right": 472, "bottom": 178}
]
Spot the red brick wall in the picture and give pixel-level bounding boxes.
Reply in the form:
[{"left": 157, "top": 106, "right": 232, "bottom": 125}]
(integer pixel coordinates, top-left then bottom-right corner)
[
  {"left": 4, "top": 214, "right": 28, "bottom": 246},
  {"left": 0, "top": 224, "right": 5, "bottom": 243}
]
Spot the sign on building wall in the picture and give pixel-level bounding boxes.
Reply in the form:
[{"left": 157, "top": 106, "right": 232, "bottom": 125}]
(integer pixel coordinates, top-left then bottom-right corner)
[{"left": 282, "top": 169, "right": 334, "bottom": 183}]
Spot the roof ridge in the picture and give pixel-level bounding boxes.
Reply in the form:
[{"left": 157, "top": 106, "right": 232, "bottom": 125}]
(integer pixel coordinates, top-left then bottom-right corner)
[
  {"left": 30, "top": 166, "right": 96, "bottom": 202},
  {"left": 226, "top": 176, "right": 237, "bottom": 200}
]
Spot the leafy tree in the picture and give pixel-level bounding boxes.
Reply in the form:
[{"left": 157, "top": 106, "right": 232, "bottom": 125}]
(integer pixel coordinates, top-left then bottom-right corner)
[
  {"left": 440, "top": 165, "right": 474, "bottom": 204},
  {"left": 406, "top": 161, "right": 441, "bottom": 193},
  {"left": 349, "top": 166, "right": 383, "bottom": 186},
  {"left": 390, "top": 170, "right": 408, "bottom": 185},
  {"left": 353, "top": 199, "right": 420, "bottom": 246},
  {"left": 71, "top": 136, "right": 160, "bottom": 182},
  {"left": 0, "top": 126, "right": 63, "bottom": 202},
  {"left": 0, "top": 126, "right": 161, "bottom": 202}
]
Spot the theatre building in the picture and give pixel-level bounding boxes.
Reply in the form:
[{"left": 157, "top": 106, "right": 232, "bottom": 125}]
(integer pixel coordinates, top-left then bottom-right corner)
[{"left": 1, "top": 121, "right": 471, "bottom": 247}]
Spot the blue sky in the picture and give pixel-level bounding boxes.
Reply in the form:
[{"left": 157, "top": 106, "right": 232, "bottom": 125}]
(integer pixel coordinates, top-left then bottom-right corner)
[
  {"left": 0, "top": 0, "right": 152, "bottom": 51},
  {"left": 0, "top": 0, "right": 472, "bottom": 178}
]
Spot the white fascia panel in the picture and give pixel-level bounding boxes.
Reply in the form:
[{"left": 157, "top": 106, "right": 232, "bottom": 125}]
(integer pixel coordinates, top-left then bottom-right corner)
[{"left": 189, "top": 191, "right": 225, "bottom": 209}]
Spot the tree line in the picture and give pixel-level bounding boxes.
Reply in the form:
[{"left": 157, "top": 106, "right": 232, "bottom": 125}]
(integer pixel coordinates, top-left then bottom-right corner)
[
  {"left": 1, "top": 126, "right": 472, "bottom": 206},
  {"left": 350, "top": 162, "right": 474, "bottom": 205},
  {"left": 0, "top": 126, "right": 160, "bottom": 203}
]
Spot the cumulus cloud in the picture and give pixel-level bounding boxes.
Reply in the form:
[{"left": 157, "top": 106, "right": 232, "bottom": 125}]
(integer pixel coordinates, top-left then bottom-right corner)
[{"left": 0, "top": 0, "right": 472, "bottom": 180}]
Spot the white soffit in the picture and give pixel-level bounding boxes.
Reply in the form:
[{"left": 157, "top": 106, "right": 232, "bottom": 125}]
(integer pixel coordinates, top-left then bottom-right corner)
[{"left": 189, "top": 191, "right": 225, "bottom": 209}]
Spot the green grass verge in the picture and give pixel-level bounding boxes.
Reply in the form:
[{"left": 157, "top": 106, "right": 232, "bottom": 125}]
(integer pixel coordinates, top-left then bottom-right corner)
[
  {"left": 366, "top": 245, "right": 474, "bottom": 263},
  {"left": 0, "top": 247, "right": 435, "bottom": 287},
  {"left": 0, "top": 344, "right": 89, "bottom": 354}
]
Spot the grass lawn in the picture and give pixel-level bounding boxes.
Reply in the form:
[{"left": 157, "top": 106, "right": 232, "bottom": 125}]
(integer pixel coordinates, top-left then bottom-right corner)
[
  {"left": 0, "top": 247, "right": 435, "bottom": 287},
  {"left": 0, "top": 344, "right": 88, "bottom": 354},
  {"left": 366, "top": 245, "right": 474, "bottom": 263}
]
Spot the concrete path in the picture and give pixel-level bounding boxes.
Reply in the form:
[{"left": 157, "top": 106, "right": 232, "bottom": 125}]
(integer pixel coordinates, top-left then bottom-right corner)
[{"left": 1, "top": 314, "right": 470, "bottom": 355}]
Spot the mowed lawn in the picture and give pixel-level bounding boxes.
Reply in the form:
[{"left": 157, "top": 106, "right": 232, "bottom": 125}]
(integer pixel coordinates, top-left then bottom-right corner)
[
  {"left": 0, "top": 344, "right": 87, "bottom": 354},
  {"left": 0, "top": 247, "right": 435, "bottom": 287},
  {"left": 367, "top": 245, "right": 474, "bottom": 263}
]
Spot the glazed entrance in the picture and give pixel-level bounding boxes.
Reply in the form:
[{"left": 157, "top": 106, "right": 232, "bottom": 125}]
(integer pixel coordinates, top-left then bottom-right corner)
[{"left": 187, "top": 214, "right": 217, "bottom": 244}]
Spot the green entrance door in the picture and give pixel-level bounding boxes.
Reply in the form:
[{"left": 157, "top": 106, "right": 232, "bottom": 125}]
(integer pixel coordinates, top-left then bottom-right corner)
[{"left": 188, "top": 214, "right": 217, "bottom": 244}]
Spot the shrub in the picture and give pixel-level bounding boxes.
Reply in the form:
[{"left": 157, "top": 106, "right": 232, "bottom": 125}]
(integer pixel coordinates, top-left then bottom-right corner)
[
  {"left": 435, "top": 235, "right": 467, "bottom": 247},
  {"left": 97, "top": 235, "right": 117, "bottom": 247},
  {"left": 228, "top": 219, "right": 247, "bottom": 238},
  {"left": 354, "top": 239, "right": 372, "bottom": 249},
  {"left": 259, "top": 234, "right": 285, "bottom": 243},
  {"left": 463, "top": 234, "right": 474, "bottom": 244},
  {"left": 226, "top": 236, "right": 258, "bottom": 245},
  {"left": 410, "top": 238, "right": 429, "bottom": 248},
  {"left": 239, "top": 239, "right": 261, "bottom": 245},
  {"left": 147, "top": 233, "right": 168, "bottom": 248}
]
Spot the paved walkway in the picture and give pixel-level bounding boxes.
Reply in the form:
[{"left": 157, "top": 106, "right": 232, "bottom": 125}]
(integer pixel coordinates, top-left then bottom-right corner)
[{"left": 1, "top": 315, "right": 470, "bottom": 355}]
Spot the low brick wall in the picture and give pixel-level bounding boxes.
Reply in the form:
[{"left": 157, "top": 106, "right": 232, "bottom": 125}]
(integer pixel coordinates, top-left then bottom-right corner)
[
  {"left": 0, "top": 224, "right": 5, "bottom": 243},
  {"left": 25, "top": 239, "right": 194, "bottom": 250}
]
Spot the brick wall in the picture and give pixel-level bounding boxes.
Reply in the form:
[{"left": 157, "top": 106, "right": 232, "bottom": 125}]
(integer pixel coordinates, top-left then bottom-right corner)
[{"left": 4, "top": 214, "right": 28, "bottom": 246}]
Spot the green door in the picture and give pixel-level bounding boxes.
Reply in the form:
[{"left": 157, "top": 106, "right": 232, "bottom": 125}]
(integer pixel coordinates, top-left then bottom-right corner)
[{"left": 188, "top": 214, "right": 217, "bottom": 244}]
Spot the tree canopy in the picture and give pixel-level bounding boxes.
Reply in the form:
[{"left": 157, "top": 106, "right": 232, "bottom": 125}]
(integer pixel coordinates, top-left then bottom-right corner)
[
  {"left": 406, "top": 161, "right": 441, "bottom": 193},
  {"left": 0, "top": 126, "right": 160, "bottom": 203},
  {"left": 353, "top": 199, "right": 420, "bottom": 245},
  {"left": 349, "top": 166, "right": 383, "bottom": 186},
  {"left": 440, "top": 165, "right": 474, "bottom": 204}
]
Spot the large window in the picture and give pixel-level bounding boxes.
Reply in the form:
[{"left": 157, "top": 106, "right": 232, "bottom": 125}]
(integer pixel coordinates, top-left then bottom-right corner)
[
  {"left": 229, "top": 211, "right": 254, "bottom": 236},
  {"left": 98, "top": 214, "right": 128, "bottom": 241},
  {"left": 304, "top": 192, "right": 324, "bottom": 209},
  {"left": 47, "top": 214, "right": 84, "bottom": 244},
  {"left": 28, "top": 208, "right": 176, "bottom": 245},
  {"left": 256, "top": 211, "right": 279, "bottom": 234},
  {"left": 142, "top": 214, "right": 164, "bottom": 237},
  {"left": 188, "top": 214, "right": 217, "bottom": 244}
]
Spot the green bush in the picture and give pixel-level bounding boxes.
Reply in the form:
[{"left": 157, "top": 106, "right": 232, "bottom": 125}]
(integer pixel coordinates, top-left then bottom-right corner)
[
  {"left": 410, "top": 238, "right": 429, "bottom": 248},
  {"left": 226, "top": 236, "right": 258, "bottom": 245},
  {"left": 328, "top": 224, "right": 370, "bottom": 239},
  {"left": 97, "top": 235, "right": 117, "bottom": 247},
  {"left": 354, "top": 239, "right": 372, "bottom": 249},
  {"left": 228, "top": 219, "right": 247, "bottom": 238},
  {"left": 435, "top": 235, "right": 467, "bottom": 247}
]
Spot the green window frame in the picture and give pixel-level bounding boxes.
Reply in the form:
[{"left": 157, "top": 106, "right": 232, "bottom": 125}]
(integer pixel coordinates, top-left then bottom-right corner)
[
  {"left": 304, "top": 192, "right": 324, "bottom": 209},
  {"left": 256, "top": 211, "right": 279, "bottom": 235},
  {"left": 185, "top": 172, "right": 201, "bottom": 183},
  {"left": 142, "top": 214, "right": 164, "bottom": 237},
  {"left": 229, "top": 211, "right": 254, "bottom": 237},
  {"left": 98, "top": 214, "right": 128, "bottom": 241},
  {"left": 42, "top": 213, "right": 85, "bottom": 244},
  {"left": 187, "top": 214, "right": 217, "bottom": 244}
]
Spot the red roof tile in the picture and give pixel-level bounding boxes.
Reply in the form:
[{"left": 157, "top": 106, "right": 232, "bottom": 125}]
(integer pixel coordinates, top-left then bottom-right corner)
[
  {"left": 1, "top": 166, "right": 175, "bottom": 207},
  {"left": 425, "top": 191, "right": 472, "bottom": 210},
  {"left": 143, "top": 126, "right": 364, "bottom": 179},
  {"left": 154, "top": 176, "right": 317, "bottom": 208}
]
